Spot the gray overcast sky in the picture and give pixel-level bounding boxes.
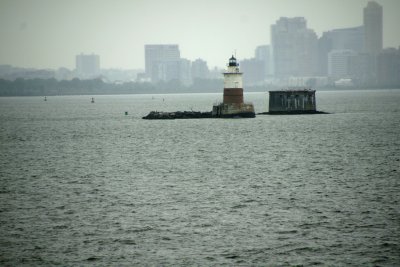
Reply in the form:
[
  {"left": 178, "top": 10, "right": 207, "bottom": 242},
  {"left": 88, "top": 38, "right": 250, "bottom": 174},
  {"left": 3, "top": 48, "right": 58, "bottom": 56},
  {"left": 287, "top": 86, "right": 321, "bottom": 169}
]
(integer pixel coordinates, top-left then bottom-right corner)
[{"left": 0, "top": 0, "right": 399, "bottom": 70}]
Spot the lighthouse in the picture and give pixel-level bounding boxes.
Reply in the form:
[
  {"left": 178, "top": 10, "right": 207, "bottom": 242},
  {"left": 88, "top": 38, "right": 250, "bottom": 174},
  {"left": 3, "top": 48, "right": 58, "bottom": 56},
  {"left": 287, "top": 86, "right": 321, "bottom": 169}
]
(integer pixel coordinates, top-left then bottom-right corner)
[
  {"left": 212, "top": 55, "right": 255, "bottom": 118},
  {"left": 223, "top": 56, "right": 244, "bottom": 104}
]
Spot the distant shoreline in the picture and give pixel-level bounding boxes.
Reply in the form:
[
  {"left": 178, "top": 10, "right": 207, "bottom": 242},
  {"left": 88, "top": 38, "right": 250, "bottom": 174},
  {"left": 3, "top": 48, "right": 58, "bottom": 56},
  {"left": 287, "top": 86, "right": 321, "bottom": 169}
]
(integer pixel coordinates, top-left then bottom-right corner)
[
  {"left": 1, "top": 87, "right": 399, "bottom": 97},
  {"left": 0, "top": 77, "right": 399, "bottom": 97}
]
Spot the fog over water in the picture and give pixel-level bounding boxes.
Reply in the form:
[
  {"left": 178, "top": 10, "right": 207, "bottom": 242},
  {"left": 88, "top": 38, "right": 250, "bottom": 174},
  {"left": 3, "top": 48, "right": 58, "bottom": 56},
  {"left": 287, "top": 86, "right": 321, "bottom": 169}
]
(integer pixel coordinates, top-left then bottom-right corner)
[{"left": 0, "top": 0, "right": 400, "bottom": 69}]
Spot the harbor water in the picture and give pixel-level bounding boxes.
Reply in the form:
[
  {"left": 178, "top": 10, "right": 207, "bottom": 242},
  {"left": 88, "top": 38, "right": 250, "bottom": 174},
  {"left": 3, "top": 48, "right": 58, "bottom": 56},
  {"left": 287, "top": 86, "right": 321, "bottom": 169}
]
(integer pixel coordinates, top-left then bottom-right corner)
[{"left": 0, "top": 90, "right": 399, "bottom": 266}]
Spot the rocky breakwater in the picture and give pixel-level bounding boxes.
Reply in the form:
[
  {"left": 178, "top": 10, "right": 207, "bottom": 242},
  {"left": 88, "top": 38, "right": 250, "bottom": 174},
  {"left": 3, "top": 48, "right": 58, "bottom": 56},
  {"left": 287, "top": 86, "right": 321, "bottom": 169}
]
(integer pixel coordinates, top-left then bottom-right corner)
[{"left": 143, "top": 111, "right": 213, "bottom": 120}]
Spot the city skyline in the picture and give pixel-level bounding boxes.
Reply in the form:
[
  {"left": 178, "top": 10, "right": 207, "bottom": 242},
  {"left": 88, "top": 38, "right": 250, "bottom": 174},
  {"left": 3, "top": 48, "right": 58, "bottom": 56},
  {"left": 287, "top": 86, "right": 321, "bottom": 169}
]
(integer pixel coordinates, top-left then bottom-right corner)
[{"left": 1, "top": 0, "right": 400, "bottom": 70}]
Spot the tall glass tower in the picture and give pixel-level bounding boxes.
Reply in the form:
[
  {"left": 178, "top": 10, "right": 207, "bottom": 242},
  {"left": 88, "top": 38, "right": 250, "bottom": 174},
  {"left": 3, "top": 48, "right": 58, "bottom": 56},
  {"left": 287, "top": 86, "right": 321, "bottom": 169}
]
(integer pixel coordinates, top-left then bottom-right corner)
[{"left": 363, "top": 1, "right": 383, "bottom": 56}]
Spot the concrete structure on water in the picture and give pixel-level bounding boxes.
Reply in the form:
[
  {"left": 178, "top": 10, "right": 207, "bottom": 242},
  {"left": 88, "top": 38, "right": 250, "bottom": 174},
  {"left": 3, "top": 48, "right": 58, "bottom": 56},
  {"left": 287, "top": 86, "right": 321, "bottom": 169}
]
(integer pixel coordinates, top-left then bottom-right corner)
[
  {"left": 212, "top": 56, "right": 255, "bottom": 118},
  {"left": 267, "top": 88, "right": 327, "bottom": 114}
]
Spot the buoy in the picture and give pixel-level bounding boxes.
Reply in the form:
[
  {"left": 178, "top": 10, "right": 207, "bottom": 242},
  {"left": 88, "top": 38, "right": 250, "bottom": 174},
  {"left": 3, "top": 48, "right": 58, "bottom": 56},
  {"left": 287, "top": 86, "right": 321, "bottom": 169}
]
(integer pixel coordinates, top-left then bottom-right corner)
[{"left": 125, "top": 111, "right": 128, "bottom": 115}]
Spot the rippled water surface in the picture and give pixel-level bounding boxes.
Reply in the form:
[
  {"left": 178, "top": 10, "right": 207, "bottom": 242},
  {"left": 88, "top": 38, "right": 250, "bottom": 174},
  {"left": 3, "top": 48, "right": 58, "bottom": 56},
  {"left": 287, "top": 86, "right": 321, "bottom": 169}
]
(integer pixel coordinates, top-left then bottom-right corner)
[{"left": 0, "top": 90, "right": 399, "bottom": 266}]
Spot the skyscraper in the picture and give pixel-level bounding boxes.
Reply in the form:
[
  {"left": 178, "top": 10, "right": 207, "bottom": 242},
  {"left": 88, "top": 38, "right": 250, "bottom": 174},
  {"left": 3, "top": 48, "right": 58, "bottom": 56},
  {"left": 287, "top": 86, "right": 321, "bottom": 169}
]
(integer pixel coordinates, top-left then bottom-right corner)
[
  {"left": 271, "top": 17, "right": 318, "bottom": 78},
  {"left": 363, "top": 1, "right": 383, "bottom": 56},
  {"left": 255, "top": 45, "right": 271, "bottom": 77},
  {"left": 318, "top": 26, "right": 364, "bottom": 75},
  {"left": 144, "top": 45, "right": 180, "bottom": 82}
]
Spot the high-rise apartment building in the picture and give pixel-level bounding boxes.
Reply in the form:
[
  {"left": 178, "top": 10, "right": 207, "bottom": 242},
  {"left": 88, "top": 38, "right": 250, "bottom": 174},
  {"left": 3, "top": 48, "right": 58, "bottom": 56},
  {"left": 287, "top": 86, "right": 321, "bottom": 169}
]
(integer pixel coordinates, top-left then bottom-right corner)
[
  {"left": 145, "top": 45, "right": 180, "bottom": 82},
  {"left": 240, "top": 58, "right": 265, "bottom": 86},
  {"left": 363, "top": 1, "right": 383, "bottom": 84},
  {"left": 363, "top": 1, "right": 383, "bottom": 56},
  {"left": 321, "top": 27, "right": 364, "bottom": 52},
  {"left": 179, "top": 58, "right": 192, "bottom": 86},
  {"left": 75, "top": 53, "right": 100, "bottom": 78},
  {"left": 328, "top": 49, "right": 357, "bottom": 78},
  {"left": 271, "top": 17, "right": 318, "bottom": 77},
  {"left": 318, "top": 26, "right": 364, "bottom": 75},
  {"left": 191, "top": 58, "right": 209, "bottom": 80},
  {"left": 255, "top": 45, "right": 271, "bottom": 77},
  {"left": 377, "top": 47, "right": 400, "bottom": 87}
]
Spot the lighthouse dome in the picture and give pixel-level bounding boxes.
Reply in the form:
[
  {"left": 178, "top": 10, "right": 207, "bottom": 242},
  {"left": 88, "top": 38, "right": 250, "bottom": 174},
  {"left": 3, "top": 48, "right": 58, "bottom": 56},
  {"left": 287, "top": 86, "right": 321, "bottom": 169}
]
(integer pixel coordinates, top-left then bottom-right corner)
[{"left": 228, "top": 55, "right": 238, "bottom": 67}]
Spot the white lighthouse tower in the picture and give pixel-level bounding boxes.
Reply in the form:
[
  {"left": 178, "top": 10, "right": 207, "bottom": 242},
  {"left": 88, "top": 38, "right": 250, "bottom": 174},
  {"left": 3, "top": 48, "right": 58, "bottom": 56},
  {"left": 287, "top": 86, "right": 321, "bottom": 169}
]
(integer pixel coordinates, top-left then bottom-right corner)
[
  {"left": 212, "top": 55, "right": 255, "bottom": 118},
  {"left": 223, "top": 56, "right": 244, "bottom": 104}
]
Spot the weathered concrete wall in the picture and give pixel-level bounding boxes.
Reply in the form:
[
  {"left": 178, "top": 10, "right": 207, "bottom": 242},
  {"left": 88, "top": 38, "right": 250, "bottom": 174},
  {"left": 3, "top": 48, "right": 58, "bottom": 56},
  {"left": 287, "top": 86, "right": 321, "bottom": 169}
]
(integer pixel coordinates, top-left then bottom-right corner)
[
  {"left": 212, "top": 102, "right": 255, "bottom": 117},
  {"left": 269, "top": 90, "right": 316, "bottom": 112}
]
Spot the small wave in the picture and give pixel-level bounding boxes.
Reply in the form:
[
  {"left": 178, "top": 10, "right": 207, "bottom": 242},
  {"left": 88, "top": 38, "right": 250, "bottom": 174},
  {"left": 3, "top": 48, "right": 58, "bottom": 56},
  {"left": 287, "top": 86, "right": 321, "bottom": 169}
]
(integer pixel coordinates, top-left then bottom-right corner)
[
  {"left": 115, "top": 239, "right": 136, "bottom": 245},
  {"left": 126, "top": 226, "right": 154, "bottom": 233},
  {"left": 53, "top": 224, "right": 68, "bottom": 229},
  {"left": 285, "top": 246, "right": 322, "bottom": 253},
  {"left": 223, "top": 253, "right": 240, "bottom": 259},
  {"left": 231, "top": 204, "right": 247, "bottom": 209},
  {"left": 299, "top": 222, "right": 327, "bottom": 229},
  {"left": 195, "top": 223, "right": 213, "bottom": 228},
  {"left": 276, "top": 229, "right": 298, "bottom": 234},
  {"left": 380, "top": 242, "right": 398, "bottom": 248},
  {"left": 86, "top": 256, "right": 100, "bottom": 261},
  {"left": 372, "top": 255, "right": 390, "bottom": 264}
]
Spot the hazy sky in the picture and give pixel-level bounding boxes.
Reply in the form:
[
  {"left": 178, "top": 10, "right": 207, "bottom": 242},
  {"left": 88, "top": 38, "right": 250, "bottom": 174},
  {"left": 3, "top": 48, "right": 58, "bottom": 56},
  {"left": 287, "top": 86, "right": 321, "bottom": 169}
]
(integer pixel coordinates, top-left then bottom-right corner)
[{"left": 1, "top": 0, "right": 399, "bottom": 70}]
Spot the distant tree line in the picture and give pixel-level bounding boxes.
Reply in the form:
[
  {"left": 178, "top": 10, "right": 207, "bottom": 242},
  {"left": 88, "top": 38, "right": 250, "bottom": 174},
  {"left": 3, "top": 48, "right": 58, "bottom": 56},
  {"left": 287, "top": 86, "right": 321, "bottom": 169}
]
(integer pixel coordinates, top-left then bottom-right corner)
[
  {"left": 0, "top": 78, "right": 227, "bottom": 96},
  {"left": 3, "top": 77, "right": 394, "bottom": 97}
]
